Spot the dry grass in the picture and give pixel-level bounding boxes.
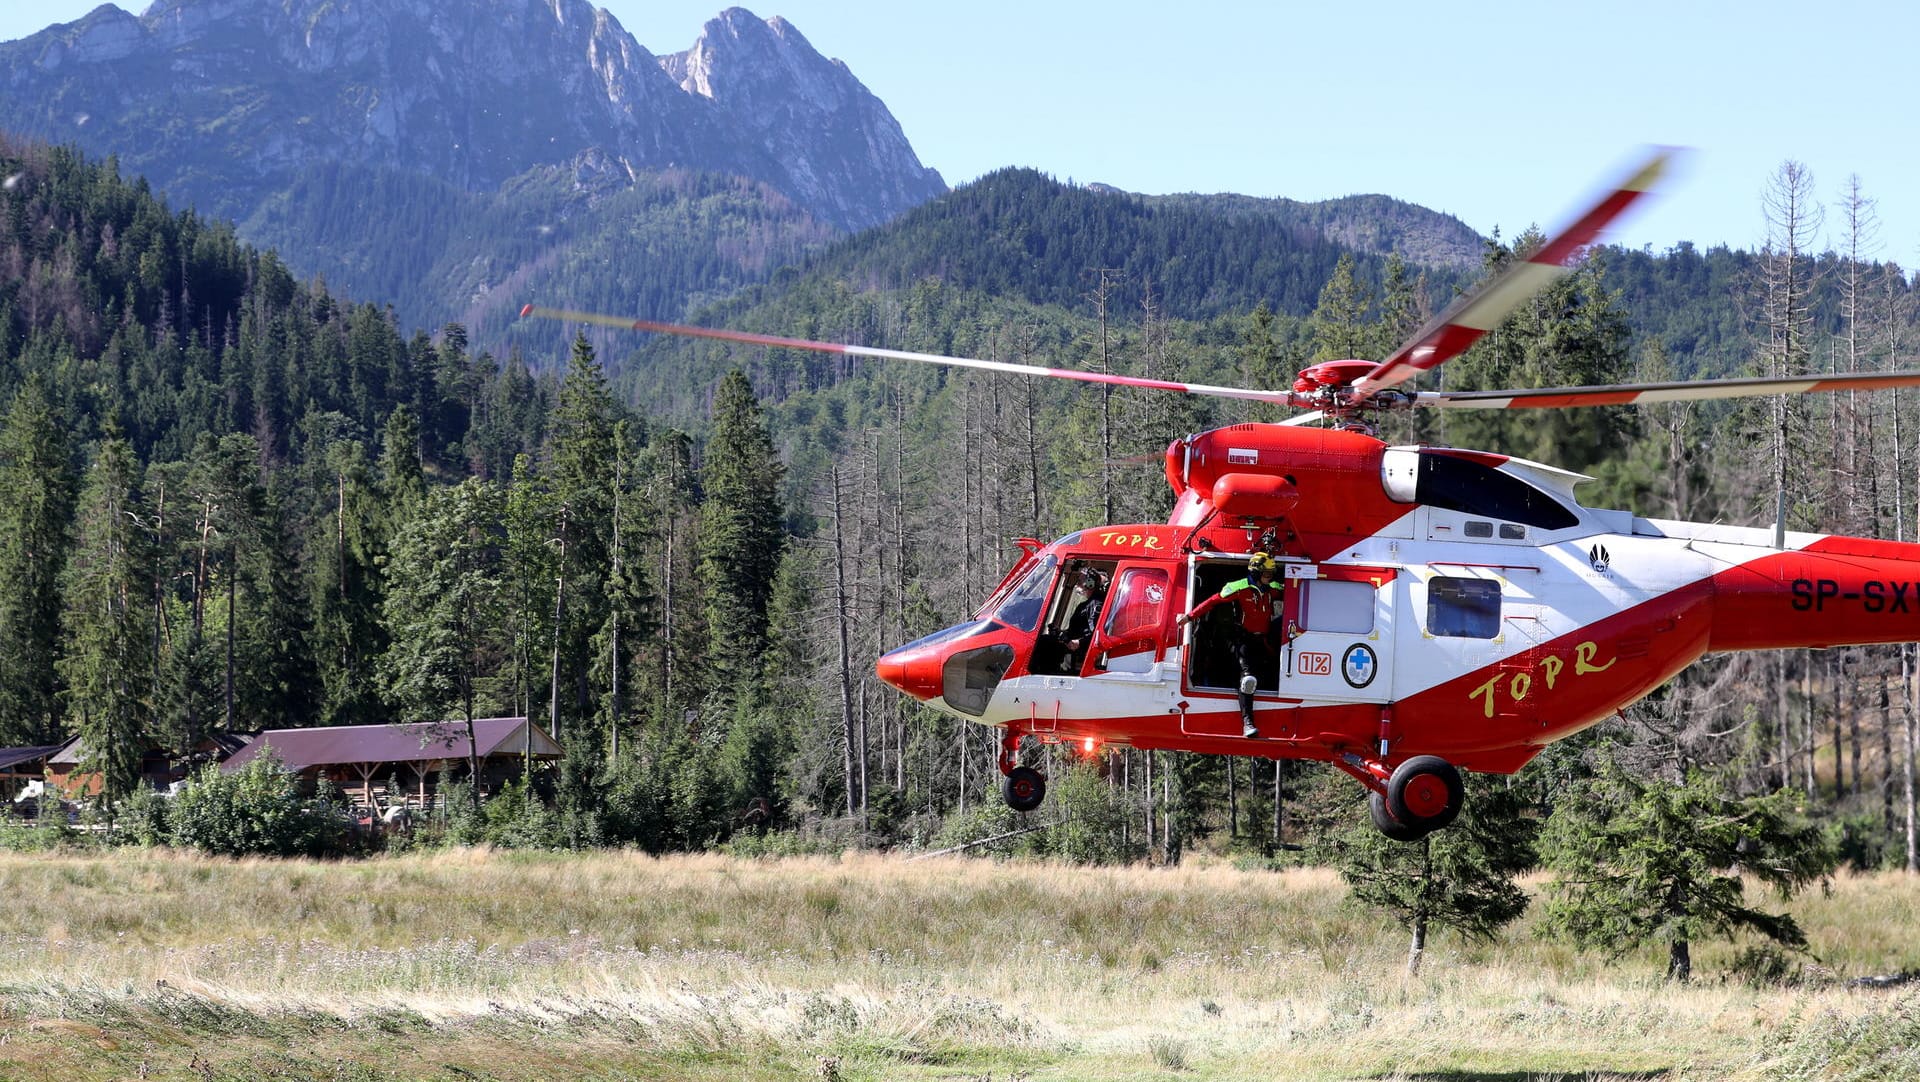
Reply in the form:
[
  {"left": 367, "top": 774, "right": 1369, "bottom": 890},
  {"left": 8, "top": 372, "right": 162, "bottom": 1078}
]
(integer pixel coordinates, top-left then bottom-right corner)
[{"left": 0, "top": 848, "right": 1915, "bottom": 1080}]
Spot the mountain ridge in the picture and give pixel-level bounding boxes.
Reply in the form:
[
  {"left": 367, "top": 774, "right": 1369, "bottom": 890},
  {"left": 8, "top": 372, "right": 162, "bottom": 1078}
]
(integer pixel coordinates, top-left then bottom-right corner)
[{"left": 0, "top": 0, "right": 944, "bottom": 232}]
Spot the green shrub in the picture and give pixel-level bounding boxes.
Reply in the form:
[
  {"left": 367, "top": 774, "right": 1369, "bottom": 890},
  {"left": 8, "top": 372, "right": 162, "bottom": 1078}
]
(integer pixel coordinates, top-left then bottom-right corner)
[
  {"left": 430, "top": 771, "right": 486, "bottom": 846},
  {"left": 930, "top": 801, "right": 1024, "bottom": 857},
  {"left": 722, "top": 825, "right": 847, "bottom": 859},
  {"left": 481, "top": 778, "right": 562, "bottom": 849},
  {"left": 1826, "top": 810, "right": 1903, "bottom": 872},
  {"left": 0, "top": 821, "right": 78, "bottom": 852},
  {"left": 168, "top": 758, "right": 342, "bottom": 857},
  {"left": 119, "top": 787, "right": 172, "bottom": 846},
  {"left": 1029, "top": 762, "right": 1148, "bottom": 866}
]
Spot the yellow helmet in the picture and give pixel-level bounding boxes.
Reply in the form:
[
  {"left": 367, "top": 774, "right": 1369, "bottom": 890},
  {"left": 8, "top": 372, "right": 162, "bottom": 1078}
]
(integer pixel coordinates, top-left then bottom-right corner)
[{"left": 1247, "top": 553, "right": 1278, "bottom": 575}]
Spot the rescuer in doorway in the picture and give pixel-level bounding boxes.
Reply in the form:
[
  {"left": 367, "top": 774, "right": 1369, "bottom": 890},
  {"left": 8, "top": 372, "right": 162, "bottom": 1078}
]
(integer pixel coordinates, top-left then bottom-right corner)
[
  {"left": 1060, "top": 568, "right": 1108, "bottom": 673},
  {"left": 1175, "top": 552, "right": 1281, "bottom": 739}
]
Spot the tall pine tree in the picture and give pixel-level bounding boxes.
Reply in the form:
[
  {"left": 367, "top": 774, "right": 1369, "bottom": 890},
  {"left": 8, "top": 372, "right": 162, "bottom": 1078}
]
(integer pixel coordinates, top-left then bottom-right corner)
[
  {"left": 698, "top": 371, "right": 786, "bottom": 708},
  {"left": 58, "top": 437, "right": 155, "bottom": 804},
  {"left": 0, "top": 377, "right": 75, "bottom": 745},
  {"left": 544, "top": 332, "right": 619, "bottom": 748}
]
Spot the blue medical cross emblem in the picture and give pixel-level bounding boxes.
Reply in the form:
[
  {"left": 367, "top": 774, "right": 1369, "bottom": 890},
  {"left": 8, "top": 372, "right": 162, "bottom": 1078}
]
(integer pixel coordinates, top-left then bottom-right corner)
[{"left": 1342, "top": 644, "right": 1378, "bottom": 689}]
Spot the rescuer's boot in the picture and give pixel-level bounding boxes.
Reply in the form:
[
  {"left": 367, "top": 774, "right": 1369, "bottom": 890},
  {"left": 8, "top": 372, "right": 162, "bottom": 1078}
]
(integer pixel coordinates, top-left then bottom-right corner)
[{"left": 1238, "top": 675, "right": 1259, "bottom": 738}]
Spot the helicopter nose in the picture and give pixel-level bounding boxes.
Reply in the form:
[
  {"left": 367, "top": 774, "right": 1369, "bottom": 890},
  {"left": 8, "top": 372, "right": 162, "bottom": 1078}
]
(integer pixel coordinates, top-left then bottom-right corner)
[{"left": 876, "top": 646, "right": 944, "bottom": 701}]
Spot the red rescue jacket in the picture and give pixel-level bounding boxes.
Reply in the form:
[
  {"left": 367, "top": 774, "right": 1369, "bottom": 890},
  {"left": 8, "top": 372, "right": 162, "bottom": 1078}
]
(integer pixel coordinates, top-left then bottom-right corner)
[{"left": 1184, "top": 577, "right": 1279, "bottom": 635}]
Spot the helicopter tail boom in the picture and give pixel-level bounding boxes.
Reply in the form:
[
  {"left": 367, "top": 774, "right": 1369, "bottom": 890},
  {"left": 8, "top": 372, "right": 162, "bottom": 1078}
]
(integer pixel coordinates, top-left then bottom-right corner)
[{"left": 1702, "top": 533, "right": 1920, "bottom": 652}]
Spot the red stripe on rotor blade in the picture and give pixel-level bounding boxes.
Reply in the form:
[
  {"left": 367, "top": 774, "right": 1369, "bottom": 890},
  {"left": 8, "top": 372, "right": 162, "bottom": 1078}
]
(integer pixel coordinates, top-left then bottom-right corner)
[
  {"left": 1418, "top": 324, "right": 1486, "bottom": 368},
  {"left": 1506, "top": 390, "right": 1642, "bottom": 409},
  {"left": 1363, "top": 324, "right": 1485, "bottom": 391},
  {"left": 1530, "top": 188, "right": 1648, "bottom": 266}
]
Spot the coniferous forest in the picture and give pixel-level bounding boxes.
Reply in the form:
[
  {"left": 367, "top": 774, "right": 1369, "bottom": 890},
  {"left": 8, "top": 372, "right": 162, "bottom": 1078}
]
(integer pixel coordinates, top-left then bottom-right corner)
[{"left": 6, "top": 134, "right": 1920, "bottom": 973}]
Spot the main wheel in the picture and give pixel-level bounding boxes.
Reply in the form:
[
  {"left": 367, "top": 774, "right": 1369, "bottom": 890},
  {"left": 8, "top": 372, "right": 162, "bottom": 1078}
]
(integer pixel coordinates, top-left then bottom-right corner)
[
  {"left": 1369, "top": 791, "right": 1428, "bottom": 842},
  {"left": 1386, "top": 755, "right": 1464, "bottom": 833},
  {"left": 1002, "top": 766, "right": 1047, "bottom": 812}
]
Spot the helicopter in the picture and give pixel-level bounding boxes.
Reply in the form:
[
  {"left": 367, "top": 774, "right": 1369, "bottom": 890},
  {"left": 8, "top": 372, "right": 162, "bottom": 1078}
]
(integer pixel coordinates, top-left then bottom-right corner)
[{"left": 522, "top": 148, "right": 1920, "bottom": 840}]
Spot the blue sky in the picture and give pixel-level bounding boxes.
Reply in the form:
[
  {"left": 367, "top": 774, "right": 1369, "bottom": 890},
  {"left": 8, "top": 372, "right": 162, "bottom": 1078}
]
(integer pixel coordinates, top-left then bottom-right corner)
[{"left": 5, "top": 1, "right": 1917, "bottom": 267}]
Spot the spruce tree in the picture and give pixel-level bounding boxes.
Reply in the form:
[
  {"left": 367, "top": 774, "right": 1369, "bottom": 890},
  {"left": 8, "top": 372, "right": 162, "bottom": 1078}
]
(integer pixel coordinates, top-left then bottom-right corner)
[
  {"left": 305, "top": 438, "right": 388, "bottom": 726},
  {"left": 1308, "top": 253, "right": 1374, "bottom": 361},
  {"left": 544, "top": 333, "right": 619, "bottom": 747},
  {"left": 502, "top": 453, "right": 557, "bottom": 729},
  {"left": 1318, "top": 786, "right": 1535, "bottom": 975},
  {"left": 0, "top": 378, "right": 76, "bottom": 745},
  {"left": 1541, "top": 760, "right": 1835, "bottom": 981},
  {"left": 379, "top": 478, "right": 509, "bottom": 795},
  {"left": 58, "top": 438, "right": 155, "bottom": 805},
  {"left": 591, "top": 420, "right": 656, "bottom": 760},
  {"left": 697, "top": 371, "right": 785, "bottom": 706}
]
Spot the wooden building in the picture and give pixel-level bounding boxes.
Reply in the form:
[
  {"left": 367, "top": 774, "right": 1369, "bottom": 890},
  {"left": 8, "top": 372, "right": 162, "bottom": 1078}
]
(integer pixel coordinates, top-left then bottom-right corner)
[
  {"left": 42, "top": 736, "right": 172, "bottom": 797},
  {"left": 0, "top": 744, "right": 61, "bottom": 804},
  {"left": 222, "top": 718, "right": 563, "bottom": 815}
]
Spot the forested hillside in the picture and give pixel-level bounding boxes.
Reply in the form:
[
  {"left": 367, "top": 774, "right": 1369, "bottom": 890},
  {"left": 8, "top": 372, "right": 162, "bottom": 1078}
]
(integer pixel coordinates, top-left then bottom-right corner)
[
  {"left": 244, "top": 154, "right": 842, "bottom": 361},
  {"left": 5, "top": 135, "right": 1920, "bottom": 934}
]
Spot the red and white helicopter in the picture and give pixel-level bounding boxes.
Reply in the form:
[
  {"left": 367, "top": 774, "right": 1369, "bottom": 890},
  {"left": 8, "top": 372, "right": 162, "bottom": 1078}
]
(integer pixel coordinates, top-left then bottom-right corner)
[{"left": 524, "top": 148, "right": 1920, "bottom": 839}]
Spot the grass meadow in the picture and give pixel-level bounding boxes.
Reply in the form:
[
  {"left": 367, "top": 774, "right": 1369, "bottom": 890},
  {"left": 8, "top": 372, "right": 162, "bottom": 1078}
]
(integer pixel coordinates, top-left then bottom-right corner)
[{"left": 0, "top": 848, "right": 1915, "bottom": 1081}]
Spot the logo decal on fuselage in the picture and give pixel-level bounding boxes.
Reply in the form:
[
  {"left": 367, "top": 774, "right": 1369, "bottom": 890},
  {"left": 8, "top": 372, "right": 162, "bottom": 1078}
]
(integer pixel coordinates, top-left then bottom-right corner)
[
  {"left": 1589, "top": 544, "right": 1611, "bottom": 573},
  {"left": 1342, "top": 644, "right": 1377, "bottom": 689}
]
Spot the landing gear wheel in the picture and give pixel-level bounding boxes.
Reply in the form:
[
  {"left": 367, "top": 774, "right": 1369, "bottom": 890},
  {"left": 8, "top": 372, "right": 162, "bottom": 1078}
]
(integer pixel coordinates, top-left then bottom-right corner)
[
  {"left": 1386, "top": 755, "right": 1464, "bottom": 834},
  {"left": 1002, "top": 766, "right": 1047, "bottom": 812},
  {"left": 1369, "top": 791, "right": 1428, "bottom": 842}
]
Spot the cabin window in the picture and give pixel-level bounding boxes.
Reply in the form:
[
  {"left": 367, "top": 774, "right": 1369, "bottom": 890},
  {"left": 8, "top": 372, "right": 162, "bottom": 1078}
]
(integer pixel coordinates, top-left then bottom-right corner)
[
  {"left": 1417, "top": 454, "right": 1578, "bottom": 531},
  {"left": 1299, "top": 579, "right": 1375, "bottom": 634},
  {"left": 990, "top": 555, "right": 1057, "bottom": 633},
  {"left": 1427, "top": 577, "right": 1501, "bottom": 638}
]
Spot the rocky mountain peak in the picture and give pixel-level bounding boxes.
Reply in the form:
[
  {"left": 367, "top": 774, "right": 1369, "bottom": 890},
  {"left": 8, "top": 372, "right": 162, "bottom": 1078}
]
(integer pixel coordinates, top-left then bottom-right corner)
[
  {"left": 662, "top": 7, "right": 942, "bottom": 232},
  {"left": 0, "top": 0, "right": 944, "bottom": 231}
]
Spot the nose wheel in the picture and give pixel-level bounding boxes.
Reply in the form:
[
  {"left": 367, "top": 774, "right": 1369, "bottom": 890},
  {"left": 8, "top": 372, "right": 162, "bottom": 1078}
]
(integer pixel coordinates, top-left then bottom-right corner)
[
  {"left": 997, "top": 724, "right": 1047, "bottom": 812},
  {"left": 1002, "top": 766, "right": 1047, "bottom": 812}
]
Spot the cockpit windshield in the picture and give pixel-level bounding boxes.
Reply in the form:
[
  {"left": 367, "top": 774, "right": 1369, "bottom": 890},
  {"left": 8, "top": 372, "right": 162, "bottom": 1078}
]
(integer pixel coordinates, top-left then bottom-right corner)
[{"left": 990, "top": 555, "right": 1057, "bottom": 633}]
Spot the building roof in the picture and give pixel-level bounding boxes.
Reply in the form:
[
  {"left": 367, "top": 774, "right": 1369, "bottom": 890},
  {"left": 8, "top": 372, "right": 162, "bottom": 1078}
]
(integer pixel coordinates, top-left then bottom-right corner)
[
  {"left": 46, "top": 735, "right": 84, "bottom": 766},
  {"left": 0, "top": 745, "right": 62, "bottom": 772},
  {"left": 46, "top": 735, "right": 167, "bottom": 766},
  {"left": 223, "top": 718, "right": 561, "bottom": 773}
]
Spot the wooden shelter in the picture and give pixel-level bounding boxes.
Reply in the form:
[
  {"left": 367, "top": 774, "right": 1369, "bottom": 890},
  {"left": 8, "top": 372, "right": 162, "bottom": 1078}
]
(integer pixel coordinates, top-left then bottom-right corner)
[
  {"left": 43, "top": 736, "right": 172, "bottom": 797},
  {"left": 222, "top": 718, "right": 562, "bottom": 815},
  {"left": 0, "top": 744, "right": 61, "bottom": 804}
]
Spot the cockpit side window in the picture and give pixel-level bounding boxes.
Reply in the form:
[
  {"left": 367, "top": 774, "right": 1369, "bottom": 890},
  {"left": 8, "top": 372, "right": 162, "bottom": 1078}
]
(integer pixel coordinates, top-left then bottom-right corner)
[
  {"left": 990, "top": 555, "right": 1057, "bottom": 633},
  {"left": 1417, "top": 453, "right": 1578, "bottom": 531}
]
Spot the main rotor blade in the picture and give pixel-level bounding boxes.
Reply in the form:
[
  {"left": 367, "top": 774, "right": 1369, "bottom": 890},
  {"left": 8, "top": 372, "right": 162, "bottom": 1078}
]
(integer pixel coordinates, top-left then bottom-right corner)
[
  {"left": 519, "top": 305, "right": 1297, "bottom": 405},
  {"left": 1353, "top": 147, "right": 1674, "bottom": 402},
  {"left": 1419, "top": 367, "right": 1920, "bottom": 410}
]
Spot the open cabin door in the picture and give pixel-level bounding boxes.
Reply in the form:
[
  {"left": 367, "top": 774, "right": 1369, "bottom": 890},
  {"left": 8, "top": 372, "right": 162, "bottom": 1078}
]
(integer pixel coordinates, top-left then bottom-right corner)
[
  {"left": 1279, "top": 563, "right": 1396, "bottom": 703},
  {"left": 1081, "top": 561, "right": 1173, "bottom": 676}
]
